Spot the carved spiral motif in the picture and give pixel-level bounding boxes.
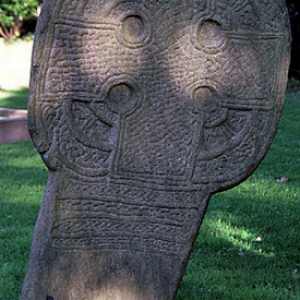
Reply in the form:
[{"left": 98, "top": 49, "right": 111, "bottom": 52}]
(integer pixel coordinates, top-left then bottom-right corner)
[{"left": 116, "top": 12, "right": 152, "bottom": 48}]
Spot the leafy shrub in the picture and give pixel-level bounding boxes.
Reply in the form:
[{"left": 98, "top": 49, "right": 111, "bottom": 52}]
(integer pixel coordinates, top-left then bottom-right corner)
[{"left": 0, "top": 0, "right": 42, "bottom": 40}]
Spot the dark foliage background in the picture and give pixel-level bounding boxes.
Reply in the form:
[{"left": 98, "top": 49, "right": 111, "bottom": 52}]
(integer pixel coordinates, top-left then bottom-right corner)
[{"left": 286, "top": 0, "right": 300, "bottom": 79}]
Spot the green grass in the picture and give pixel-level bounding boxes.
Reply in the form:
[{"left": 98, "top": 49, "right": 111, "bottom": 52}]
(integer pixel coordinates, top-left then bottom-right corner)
[
  {"left": 0, "top": 142, "right": 47, "bottom": 299},
  {"left": 0, "top": 87, "right": 300, "bottom": 299},
  {"left": 0, "top": 88, "right": 29, "bottom": 110}
]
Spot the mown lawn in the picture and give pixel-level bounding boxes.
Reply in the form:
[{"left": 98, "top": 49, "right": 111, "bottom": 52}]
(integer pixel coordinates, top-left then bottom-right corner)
[
  {"left": 0, "top": 86, "right": 300, "bottom": 299},
  {"left": 0, "top": 88, "right": 29, "bottom": 110}
]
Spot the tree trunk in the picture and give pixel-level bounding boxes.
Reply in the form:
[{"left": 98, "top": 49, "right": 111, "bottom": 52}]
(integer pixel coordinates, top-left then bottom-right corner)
[
  {"left": 0, "top": 20, "right": 23, "bottom": 41},
  {"left": 0, "top": 23, "right": 11, "bottom": 41}
]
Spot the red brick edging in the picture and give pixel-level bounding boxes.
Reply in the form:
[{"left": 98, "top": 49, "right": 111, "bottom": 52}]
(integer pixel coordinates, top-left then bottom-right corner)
[{"left": 0, "top": 108, "right": 30, "bottom": 144}]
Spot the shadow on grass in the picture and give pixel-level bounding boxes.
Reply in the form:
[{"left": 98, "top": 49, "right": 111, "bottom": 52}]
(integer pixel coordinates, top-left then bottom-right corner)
[
  {"left": 0, "top": 200, "right": 42, "bottom": 300},
  {"left": 177, "top": 190, "right": 300, "bottom": 300},
  {"left": 0, "top": 87, "right": 29, "bottom": 110},
  {"left": 0, "top": 141, "right": 48, "bottom": 188}
]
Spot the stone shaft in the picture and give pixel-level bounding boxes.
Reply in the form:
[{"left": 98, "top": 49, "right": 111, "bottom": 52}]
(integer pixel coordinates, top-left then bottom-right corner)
[{"left": 21, "top": 1, "right": 290, "bottom": 299}]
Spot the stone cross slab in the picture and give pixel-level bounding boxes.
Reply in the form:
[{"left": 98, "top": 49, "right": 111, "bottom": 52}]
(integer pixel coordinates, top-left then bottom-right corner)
[{"left": 21, "top": 0, "right": 290, "bottom": 299}]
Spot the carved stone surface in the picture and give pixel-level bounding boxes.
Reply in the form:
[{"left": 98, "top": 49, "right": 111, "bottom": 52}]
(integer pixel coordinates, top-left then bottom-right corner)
[{"left": 21, "top": 1, "right": 290, "bottom": 299}]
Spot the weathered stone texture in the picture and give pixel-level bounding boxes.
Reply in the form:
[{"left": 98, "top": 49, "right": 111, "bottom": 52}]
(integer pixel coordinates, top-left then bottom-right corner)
[{"left": 21, "top": 0, "right": 290, "bottom": 299}]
